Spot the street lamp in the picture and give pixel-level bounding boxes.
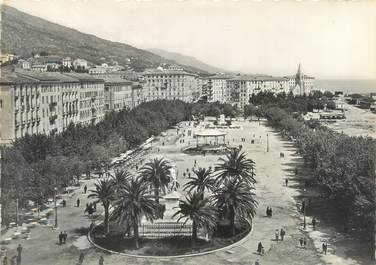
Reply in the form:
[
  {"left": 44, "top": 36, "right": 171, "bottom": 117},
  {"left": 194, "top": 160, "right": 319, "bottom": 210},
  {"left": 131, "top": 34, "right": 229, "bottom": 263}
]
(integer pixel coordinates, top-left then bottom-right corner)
[
  {"left": 54, "top": 187, "right": 58, "bottom": 229},
  {"left": 266, "top": 133, "right": 269, "bottom": 152},
  {"left": 303, "top": 201, "right": 306, "bottom": 229}
]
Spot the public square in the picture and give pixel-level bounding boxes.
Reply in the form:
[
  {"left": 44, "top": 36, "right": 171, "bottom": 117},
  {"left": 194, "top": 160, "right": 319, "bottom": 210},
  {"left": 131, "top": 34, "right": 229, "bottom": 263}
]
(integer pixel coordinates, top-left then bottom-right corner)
[{"left": 2, "top": 119, "right": 353, "bottom": 265}]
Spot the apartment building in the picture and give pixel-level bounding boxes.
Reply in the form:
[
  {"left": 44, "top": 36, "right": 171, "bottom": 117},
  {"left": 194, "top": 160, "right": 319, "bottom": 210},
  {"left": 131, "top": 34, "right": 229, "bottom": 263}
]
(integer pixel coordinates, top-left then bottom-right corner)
[
  {"left": 131, "top": 81, "right": 146, "bottom": 108},
  {"left": 64, "top": 73, "right": 105, "bottom": 126},
  {"left": 104, "top": 76, "right": 133, "bottom": 112},
  {"left": 228, "top": 75, "right": 290, "bottom": 110},
  {"left": 0, "top": 71, "right": 104, "bottom": 144},
  {"left": 205, "top": 74, "right": 233, "bottom": 103},
  {"left": 143, "top": 69, "right": 198, "bottom": 103}
]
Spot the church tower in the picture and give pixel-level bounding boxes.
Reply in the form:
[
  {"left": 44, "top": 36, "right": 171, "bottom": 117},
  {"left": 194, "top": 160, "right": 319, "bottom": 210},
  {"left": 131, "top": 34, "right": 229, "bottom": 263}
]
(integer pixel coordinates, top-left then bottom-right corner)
[{"left": 295, "top": 63, "right": 304, "bottom": 95}]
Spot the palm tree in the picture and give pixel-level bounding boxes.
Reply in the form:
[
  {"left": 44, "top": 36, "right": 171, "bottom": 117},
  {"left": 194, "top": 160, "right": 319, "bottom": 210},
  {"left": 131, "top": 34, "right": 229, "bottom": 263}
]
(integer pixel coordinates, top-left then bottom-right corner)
[
  {"left": 173, "top": 192, "right": 217, "bottom": 246},
  {"left": 88, "top": 178, "right": 115, "bottom": 235},
  {"left": 110, "top": 169, "right": 132, "bottom": 192},
  {"left": 212, "top": 179, "right": 258, "bottom": 236},
  {"left": 184, "top": 167, "right": 215, "bottom": 198},
  {"left": 140, "top": 158, "right": 172, "bottom": 203},
  {"left": 111, "top": 177, "right": 161, "bottom": 249},
  {"left": 215, "top": 148, "right": 256, "bottom": 186}
]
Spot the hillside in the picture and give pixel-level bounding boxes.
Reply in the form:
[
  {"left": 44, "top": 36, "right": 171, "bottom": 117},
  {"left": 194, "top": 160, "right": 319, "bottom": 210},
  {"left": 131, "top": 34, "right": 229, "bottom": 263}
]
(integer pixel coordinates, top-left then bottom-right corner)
[
  {"left": 148, "top": 48, "right": 227, "bottom": 74},
  {"left": 0, "top": 5, "right": 207, "bottom": 73}
]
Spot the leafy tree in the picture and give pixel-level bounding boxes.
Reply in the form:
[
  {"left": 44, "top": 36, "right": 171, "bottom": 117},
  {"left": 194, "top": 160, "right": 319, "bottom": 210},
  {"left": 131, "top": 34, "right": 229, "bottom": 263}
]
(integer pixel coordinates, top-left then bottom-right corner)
[
  {"left": 111, "top": 169, "right": 132, "bottom": 192},
  {"left": 214, "top": 149, "right": 256, "bottom": 186},
  {"left": 88, "top": 179, "right": 115, "bottom": 234},
  {"left": 111, "top": 177, "right": 161, "bottom": 248},
  {"left": 140, "top": 158, "right": 172, "bottom": 203},
  {"left": 212, "top": 179, "right": 258, "bottom": 236},
  {"left": 184, "top": 167, "right": 215, "bottom": 198},
  {"left": 173, "top": 192, "right": 217, "bottom": 245}
]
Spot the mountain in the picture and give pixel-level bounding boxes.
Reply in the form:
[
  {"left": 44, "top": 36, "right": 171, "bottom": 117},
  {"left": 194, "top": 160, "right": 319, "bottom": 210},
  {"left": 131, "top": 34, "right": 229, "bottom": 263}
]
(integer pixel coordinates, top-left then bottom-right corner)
[
  {"left": 0, "top": 5, "right": 208, "bottom": 73},
  {"left": 148, "top": 48, "right": 227, "bottom": 74}
]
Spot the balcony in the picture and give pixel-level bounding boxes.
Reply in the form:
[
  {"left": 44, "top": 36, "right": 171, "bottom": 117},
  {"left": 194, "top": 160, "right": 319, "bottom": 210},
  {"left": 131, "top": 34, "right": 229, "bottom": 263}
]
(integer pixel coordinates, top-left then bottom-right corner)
[
  {"left": 49, "top": 102, "right": 57, "bottom": 111},
  {"left": 49, "top": 114, "right": 58, "bottom": 125}
]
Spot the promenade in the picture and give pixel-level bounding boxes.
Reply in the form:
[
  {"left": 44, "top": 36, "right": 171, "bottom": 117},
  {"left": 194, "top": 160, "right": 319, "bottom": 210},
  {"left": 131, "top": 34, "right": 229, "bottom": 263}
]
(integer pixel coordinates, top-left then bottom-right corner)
[{"left": 1, "top": 120, "right": 366, "bottom": 265}]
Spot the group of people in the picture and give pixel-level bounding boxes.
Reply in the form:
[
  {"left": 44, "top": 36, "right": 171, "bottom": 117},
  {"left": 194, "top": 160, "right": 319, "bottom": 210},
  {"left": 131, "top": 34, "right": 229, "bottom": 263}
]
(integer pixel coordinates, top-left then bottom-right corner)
[
  {"left": 58, "top": 231, "right": 68, "bottom": 245},
  {"left": 299, "top": 237, "right": 307, "bottom": 248},
  {"left": 84, "top": 202, "right": 97, "bottom": 216},
  {"left": 266, "top": 206, "right": 273, "bottom": 217},
  {"left": 275, "top": 228, "right": 286, "bottom": 241},
  {"left": 2, "top": 244, "right": 23, "bottom": 265}
]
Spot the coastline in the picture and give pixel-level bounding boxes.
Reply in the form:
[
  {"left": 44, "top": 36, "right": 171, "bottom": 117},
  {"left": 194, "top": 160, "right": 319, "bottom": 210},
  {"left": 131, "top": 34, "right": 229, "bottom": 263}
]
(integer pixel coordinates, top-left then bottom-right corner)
[{"left": 322, "top": 103, "right": 376, "bottom": 138}]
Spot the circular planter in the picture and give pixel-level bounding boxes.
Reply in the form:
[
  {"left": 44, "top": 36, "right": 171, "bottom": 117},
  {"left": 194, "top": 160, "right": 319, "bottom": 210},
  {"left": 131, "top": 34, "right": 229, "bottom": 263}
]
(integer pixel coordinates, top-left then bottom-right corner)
[{"left": 87, "top": 220, "right": 253, "bottom": 259}]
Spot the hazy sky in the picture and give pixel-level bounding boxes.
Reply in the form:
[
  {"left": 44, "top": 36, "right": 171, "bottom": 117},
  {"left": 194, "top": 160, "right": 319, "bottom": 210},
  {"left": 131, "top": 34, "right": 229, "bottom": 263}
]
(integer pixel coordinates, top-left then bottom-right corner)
[{"left": 4, "top": 0, "right": 376, "bottom": 79}]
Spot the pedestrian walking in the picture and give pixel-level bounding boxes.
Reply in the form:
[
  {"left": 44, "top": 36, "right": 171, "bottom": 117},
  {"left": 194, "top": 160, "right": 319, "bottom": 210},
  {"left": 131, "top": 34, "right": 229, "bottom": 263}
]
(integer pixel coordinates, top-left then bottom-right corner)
[
  {"left": 84, "top": 185, "right": 87, "bottom": 194},
  {"left": 280, "top": 228, "right": 285, "bottom": 241},
  {"left": 76, "top": 198, "right": 80, "bottom": 207},
  {"left": 16, "top": 244, "right": 22, "bottom": 265},
  {"left": 254, "top": 259, "right": 260, "bottom": 265},
  {"left": 99, "top": 256, "right": 104, "bottom": 265},
  {"left": 257, "top": 242, "right": 263, "bottom": 255},
  {"left": 312, "top": 217, "right": 317, "bottom": 229},
  {"left": 266, "top": 207, "right": 269, "bottom": 217},
  {"left": 269, "top": 207, "right": 273, "bottom": 217},
  {"left": 63, "top": 231, "right": 67, "bottom": 244},
  {"left": 275, "top": 229, "right": 279, "bottom": 241},
  {"left": 59, "top": 232, "right": 63, "bottom": 245},
  {"left": 285, "top": 178, "right": 288, "bottom": 187},
  {"left": 78, "top": 253, "right": 85, "bottom": 264},
  {"left": 3, "top": 255, "right": 9, "bottom": 265},
  {"left": 299, "top": 238, "right": 303, "bottom": 247},
  {"left": 303, "top": 238, "right": 307, "bottom": 248},
  {"left": 322, "top": 242, "right": 327, "bottom": 255}
]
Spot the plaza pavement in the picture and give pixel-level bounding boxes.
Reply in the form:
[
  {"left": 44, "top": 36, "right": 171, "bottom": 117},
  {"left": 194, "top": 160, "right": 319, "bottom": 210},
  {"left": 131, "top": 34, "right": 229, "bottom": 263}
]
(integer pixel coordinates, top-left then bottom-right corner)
[{"left": 1, "top": 120, "right": 353, "bottom": 265}]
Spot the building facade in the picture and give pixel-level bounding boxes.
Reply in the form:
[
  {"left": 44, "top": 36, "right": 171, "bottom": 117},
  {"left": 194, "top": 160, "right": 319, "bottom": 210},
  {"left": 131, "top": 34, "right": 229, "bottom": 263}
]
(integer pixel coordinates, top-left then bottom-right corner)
[
  {"left": 143, "top": 70, "right": 198, "bottom": 103},
  {"left": 0, "top": 71, "right": 104, "bottom": 144},
  {"left": 228, "top": 75, "right": 290, "bottom": 110},
  {"left": 205, "top": 75, "right": 233, "bottom": 103},
  {"left": 104, "top": 77, "right": 133, "bottom": 112},
  {"left": 65, "top": 73, "right": 105, "bottom": 126}
]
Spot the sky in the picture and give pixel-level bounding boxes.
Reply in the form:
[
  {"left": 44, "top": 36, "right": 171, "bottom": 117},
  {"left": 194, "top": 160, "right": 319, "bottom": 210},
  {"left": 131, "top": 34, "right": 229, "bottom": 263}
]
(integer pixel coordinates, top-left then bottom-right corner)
[{"left": 3, "top": 0, "right": 376, "bottom": 79}]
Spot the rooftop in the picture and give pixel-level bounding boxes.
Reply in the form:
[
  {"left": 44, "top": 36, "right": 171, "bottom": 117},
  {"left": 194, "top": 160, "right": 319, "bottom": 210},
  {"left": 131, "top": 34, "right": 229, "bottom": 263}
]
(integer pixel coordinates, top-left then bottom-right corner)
[
  {"left": 195, "top": 129, "right": 227, "bottom": 137},
  {"left": 143, "top": 69, "right": 198, "bottom": 77},
  {"left": 229, "top": 75, "right": 289, "bottom": 82}
]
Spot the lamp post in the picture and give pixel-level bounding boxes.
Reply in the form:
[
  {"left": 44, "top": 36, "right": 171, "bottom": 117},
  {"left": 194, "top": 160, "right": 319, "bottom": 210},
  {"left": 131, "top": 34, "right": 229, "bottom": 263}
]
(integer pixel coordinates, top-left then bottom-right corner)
[
  {"left": 54, "top": 187, "right": 58, "bottom": 229},
  {"left": 303, "top": 198, "right": 306, "bottom": 229},
  {"left": 16, "top": 198, "right": 19, "bottom": 230},
  {"left": 266, "top": 133, "right": 269, "bottom": 152}
]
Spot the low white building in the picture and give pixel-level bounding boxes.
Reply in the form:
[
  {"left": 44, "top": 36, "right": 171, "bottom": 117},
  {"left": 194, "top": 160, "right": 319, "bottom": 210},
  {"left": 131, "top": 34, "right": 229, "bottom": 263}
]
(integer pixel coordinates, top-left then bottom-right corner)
[
  {"left": 62, "top": 57, "right": 72, "bottom": 68},
  {"left": 73, "top": 58, "right": 88, "bottom": 70}
]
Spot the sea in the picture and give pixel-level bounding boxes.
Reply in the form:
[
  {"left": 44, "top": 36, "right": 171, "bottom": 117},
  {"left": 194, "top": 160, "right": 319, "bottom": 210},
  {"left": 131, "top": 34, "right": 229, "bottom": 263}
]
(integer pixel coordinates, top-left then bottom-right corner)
[{"left": 314, "top": 79, "right": 376, "bottom": 95}]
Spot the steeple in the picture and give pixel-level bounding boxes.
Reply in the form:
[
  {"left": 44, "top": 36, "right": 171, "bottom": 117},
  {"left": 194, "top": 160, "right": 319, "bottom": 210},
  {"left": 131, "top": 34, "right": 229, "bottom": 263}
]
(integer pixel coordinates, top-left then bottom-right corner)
[{"left": 295, "top": 63, "right": 304, "bottom": 95}]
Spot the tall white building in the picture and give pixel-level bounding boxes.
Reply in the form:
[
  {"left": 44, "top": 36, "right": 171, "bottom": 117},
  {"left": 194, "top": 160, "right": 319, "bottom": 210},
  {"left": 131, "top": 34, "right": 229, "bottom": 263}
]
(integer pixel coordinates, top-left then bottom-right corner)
[
  {"left": 228, "top": 75, "right": 290, "bottom": 110},
  {"left": 143, "top": 69, "right": 198, "bottom": 102},
  {"left": 0, "top": 71, "right": 105, "bottom": 144},
  {"left": 104, "top": 76, "right": 133, "bottom": 112},
  {"left": 205, "top": 74, "right": 233, "bottom": 103}
]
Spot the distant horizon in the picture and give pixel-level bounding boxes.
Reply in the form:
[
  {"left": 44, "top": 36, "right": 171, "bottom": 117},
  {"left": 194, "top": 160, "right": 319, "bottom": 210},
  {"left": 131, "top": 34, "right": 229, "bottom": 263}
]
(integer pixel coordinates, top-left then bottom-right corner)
[{"left": 4, "top": 1, "right": 376, "bottom": 80}]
